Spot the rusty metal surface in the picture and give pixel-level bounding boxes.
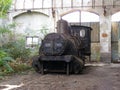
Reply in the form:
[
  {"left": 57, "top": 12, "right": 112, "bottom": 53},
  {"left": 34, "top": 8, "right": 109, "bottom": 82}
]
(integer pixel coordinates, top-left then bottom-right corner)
[
  {"left": 40, "top": 55, "right": 73, "bottom": 62},
  {"left": 32, "top": 19, "right": 92, "bottom": 74}
]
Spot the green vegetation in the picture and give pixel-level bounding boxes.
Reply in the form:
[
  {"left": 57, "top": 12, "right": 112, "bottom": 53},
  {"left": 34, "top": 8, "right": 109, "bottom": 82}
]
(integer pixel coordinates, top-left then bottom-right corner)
[
  {"left": 0, "top": 0, "right": 33, "bottom": 80},
  {"left": 0, "top": 0, "right": 50, "bottom": 78},
  {"left": 0, "top": 24, "right": 12, "bottom": 47},
  {"left": 2, "top": 39, "right": 31, "bottom": 60},
  {"left": 0, "top": 38, "right": 32, "bottom": 75},
  {"left": 0, "top": 0, "right": 12, "bottom": 17},
  {"left": 0, "top": 25, "right": 11, "bottom": 34},
  {"left": 0, "top": 24, "right": 50, "bottom": 79},
  {"left": 0, "top": 24, "right": 32, "bottom": 79},
  {"left": 0, "top": 50, "right": 14, "bottom": 74}
]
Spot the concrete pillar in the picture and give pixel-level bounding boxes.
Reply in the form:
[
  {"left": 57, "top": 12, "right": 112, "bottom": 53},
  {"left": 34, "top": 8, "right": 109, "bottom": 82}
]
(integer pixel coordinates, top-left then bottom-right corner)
[
  {"left": 100, "top": 15, "right": 111, "bottom": 63},
  {"left": 118, "top": 29, "right": 120, "bottom": 59}
]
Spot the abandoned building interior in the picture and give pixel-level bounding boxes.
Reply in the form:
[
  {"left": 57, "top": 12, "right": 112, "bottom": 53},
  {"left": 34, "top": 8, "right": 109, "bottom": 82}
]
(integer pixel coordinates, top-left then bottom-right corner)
[
  {"left": 0, "top": 0, "right": 120, "bottom": 90},
  {"left": 2, "top": 0, "right": 119, "bottom": 63}
]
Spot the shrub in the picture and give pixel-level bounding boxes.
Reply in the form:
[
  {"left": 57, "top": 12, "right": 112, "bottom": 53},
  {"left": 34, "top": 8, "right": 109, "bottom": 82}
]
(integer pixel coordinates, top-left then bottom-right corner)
[
  {"left": 9, "top": 58, "right": 31, "bottom": 73},
  {"left": 2, "top": 39, "right": 31, "bottom": 60},
  {"left": 0, "top": 50, "right": 32, "bottom": 76},
  {"left": 0, "top": 0, "right": 12, "bottom": 17},
  {"left": 0, "top": 50, "right": 14, "bottom": 75}
]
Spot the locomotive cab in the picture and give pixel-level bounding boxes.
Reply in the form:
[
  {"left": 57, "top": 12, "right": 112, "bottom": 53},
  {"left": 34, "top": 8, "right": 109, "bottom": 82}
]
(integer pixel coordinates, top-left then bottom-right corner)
[{"left": 70, "top": 25, "right": 92, "bottom": 56}]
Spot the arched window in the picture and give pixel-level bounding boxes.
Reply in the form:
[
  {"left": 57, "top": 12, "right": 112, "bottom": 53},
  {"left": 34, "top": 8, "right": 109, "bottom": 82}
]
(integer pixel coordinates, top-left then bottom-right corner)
[
  {"left": 62, "top": 11, "right": 99, "bottom": 23},
  {"left": 111, "top": 11, "right": 120, "bottom": 61},
  {"left": 112, "top": 12, "right": 120, "bottom": 21}
]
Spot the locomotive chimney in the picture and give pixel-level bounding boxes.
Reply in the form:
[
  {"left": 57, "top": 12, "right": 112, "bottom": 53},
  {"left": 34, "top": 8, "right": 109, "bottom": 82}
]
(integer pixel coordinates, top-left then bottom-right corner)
[{"left": 57, "top": 19, "right": 71, "bottom": 35}]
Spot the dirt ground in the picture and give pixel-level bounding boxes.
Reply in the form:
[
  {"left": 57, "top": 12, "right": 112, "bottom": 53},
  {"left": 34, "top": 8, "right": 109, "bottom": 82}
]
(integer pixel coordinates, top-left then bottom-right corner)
[{"left": 0, "top": 63, "right": 120, "bottom": 90}]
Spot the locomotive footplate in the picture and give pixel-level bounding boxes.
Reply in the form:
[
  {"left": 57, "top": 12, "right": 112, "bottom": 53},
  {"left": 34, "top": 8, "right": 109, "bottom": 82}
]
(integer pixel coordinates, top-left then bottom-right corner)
[{"left": 39, "top": 55, "right": 73, "bottom": 75}]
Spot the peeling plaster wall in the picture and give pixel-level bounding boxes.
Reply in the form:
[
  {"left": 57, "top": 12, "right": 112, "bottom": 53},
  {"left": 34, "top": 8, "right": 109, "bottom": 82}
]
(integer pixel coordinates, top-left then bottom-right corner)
[
  {"left": 13, "top": 12, "right": 49, "bottom": 35},
  {"left": 99, "top": 15, "right": 112, "bottom": 63},
  {"left": 7, "top": 0, "right": 120, "bottom": 62},
  {"left": 100, "top": 15, "right": 111, "bottom": 52}
]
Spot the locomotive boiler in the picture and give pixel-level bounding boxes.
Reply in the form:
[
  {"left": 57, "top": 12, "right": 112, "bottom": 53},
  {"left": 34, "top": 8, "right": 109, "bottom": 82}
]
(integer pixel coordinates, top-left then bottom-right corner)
[{"left": 32, "top": 19, "right": 92, "bottom": 75}]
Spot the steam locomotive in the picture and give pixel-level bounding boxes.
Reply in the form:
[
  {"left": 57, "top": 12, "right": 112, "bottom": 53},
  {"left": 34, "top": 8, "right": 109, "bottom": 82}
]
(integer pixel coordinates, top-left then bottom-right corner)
[{"left": 32, "top": 19, "right": 92, "bottom": 75}]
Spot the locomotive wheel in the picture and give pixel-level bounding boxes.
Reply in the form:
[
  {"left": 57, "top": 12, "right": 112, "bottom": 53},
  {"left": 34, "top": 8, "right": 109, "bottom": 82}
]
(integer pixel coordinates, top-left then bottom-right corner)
[
  {"left": 32, "top": 63, "right": 40, "bottom": 73},
  {"left": 74, "top": 64, "right": 81, "bottom": 74},
  {"left": 73, "top": 60, "right": 83, "bottom": 74},
  {"left": 82, "top": 59, "right": 85, "bottom": 68},
  {"left": 32, "top": 59, "right": 41, "bottom": 73}
]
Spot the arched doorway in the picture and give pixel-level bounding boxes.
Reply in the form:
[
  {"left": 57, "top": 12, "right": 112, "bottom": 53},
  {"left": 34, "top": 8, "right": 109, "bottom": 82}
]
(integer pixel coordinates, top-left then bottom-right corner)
[
  {"left": 111, "top": 11, "right": 120, "bottom": 62},
  {"left": 61, "top": 10, "right": 100, "bottom": 62},
  {"left": 62, "top": 10, "right": 99, "bottom": 23}
]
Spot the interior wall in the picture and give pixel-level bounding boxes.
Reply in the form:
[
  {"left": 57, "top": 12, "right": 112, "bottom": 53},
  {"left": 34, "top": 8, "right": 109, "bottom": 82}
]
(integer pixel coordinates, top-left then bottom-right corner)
[{"left": 13, "top": 12, "right": 49, "bottom": 37}]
